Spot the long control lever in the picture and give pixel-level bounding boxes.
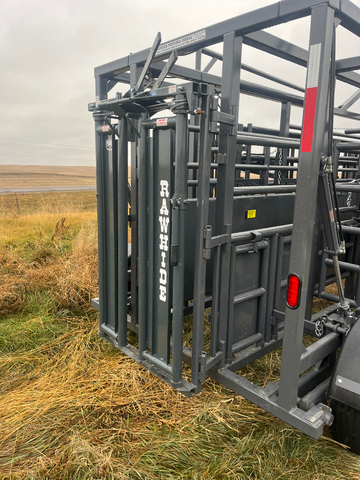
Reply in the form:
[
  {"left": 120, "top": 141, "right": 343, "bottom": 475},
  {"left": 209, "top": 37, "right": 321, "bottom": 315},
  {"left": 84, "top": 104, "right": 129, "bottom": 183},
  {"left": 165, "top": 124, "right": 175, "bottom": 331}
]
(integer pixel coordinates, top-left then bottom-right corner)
[{"left": 318, "top": 155, "right": 349, "bottom": 317}]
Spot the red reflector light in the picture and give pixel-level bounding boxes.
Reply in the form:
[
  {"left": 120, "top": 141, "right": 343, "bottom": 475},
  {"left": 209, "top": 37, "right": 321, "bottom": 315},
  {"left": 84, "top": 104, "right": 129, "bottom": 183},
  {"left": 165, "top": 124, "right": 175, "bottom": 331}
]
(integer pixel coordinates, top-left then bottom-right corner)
[{"left": 287, "top": 274, "right": 301, "bottom": 309}]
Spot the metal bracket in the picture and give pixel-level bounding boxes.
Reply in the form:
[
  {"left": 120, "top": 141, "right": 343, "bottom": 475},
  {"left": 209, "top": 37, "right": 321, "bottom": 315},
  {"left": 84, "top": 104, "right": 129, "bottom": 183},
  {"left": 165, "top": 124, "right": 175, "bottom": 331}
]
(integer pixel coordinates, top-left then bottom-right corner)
[
  {"left": 199, "top": 350, "right": 225, "bottom": 383},
  {"left": 250, "top": 230, "right": 263, "bottom": 242},
  {"left": 203, "top": 225, "right": 231, "bottom": 259},
  {"left": 216, "top": 153, "right": 227, "bottom": 165},
  {"left": 171, "top": 194, "right": 187, "bottom": 210},
  {"left": 203, "top": 225, "right": 213, "bottom": 259},
  {"left": 125, "top": 113, "right": 141, "bottom": 138},
  {"left": 210, "top": 109, "right": 236, "bottom": 133},
  {"left": 322, "top": 155, "right": 333, "bottom": 174}
]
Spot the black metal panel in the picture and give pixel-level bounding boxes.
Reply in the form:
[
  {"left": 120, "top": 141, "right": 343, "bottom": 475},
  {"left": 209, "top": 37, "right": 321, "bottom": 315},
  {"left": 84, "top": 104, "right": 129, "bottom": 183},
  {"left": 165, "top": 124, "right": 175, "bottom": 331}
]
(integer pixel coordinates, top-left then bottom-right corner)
[
  {"left": 183, "top": 194, "right": 295, "bottom": 300},
  {"left": 152, "top": 129, "right": 174, "bottom": 363}
]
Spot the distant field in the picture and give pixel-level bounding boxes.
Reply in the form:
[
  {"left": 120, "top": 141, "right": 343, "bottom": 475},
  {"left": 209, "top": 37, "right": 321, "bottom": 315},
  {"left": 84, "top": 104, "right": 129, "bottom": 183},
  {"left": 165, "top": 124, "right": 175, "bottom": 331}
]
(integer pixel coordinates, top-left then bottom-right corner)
[
  {"left": 0, "top": 165, "right": 96, "bottom": 188},
  {"left": 0, "top": 190, "right": 97, "bottom": 217}
]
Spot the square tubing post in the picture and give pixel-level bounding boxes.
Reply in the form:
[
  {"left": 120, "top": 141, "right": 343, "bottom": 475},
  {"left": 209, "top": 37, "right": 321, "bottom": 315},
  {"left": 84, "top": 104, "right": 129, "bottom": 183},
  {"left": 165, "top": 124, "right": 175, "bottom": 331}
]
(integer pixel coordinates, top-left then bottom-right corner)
[
  {"left": 278, "top": 4, "right": 335, "bottom": 411},
  {"left": 171, "top": 96, "right": 188, "bottom": 386},
  {"left": 94, "top": 77, "right": 108, "bottom": 333},
  {"left": 138, "top": 112, "right": 149, "bottom": 359},
  {"left": 130, "top": 64, "right": 141, "bottom": 329},
  {"left": 191, "top": 84, "right": 217, "bottom": 390},
  {"left": 214, "top": 32, "right": 242, "bottom": 361},
  {"left": 117, "top": 118, "right": 129, "bottom": 346}
]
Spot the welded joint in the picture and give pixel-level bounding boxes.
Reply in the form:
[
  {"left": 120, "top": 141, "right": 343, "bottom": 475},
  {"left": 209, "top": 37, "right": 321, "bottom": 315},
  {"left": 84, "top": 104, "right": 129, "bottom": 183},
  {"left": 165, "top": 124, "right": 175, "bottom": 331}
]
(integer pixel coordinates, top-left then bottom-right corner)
[
  {"left": 250, "top": 231, "right": 263, "bottom": 242},
  {"left": 204, "top": 225, "right": 232, "bottom": 259},
  {"left": 199, "top": 350, "right": 225, "bottom": 383},
  {"left": 209, "top": 110, "right": 236, "bottom": 133}
]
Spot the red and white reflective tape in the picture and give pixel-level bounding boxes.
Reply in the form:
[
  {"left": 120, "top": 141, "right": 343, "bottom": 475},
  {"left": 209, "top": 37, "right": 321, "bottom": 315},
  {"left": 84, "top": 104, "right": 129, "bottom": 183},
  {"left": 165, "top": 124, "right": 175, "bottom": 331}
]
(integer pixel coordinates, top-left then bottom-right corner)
[{"left": 301, "top": 43, "right": 322, "bottom": 153}]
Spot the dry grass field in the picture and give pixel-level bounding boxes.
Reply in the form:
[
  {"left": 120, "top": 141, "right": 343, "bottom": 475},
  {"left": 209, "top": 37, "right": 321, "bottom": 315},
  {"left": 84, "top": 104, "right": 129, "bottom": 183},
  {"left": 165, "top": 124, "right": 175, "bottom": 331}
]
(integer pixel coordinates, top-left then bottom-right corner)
[
  {"left": 0, "top": 165, "right": 96, "bottom": 189},
  {"left": 1, "top": 191, "right": 360, "bottom": 479}
]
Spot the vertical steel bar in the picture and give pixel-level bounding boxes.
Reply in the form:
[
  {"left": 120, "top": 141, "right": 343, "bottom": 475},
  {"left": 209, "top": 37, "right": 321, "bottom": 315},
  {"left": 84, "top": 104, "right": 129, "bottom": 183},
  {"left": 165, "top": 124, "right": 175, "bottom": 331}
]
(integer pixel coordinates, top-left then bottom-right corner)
[
  {"left": 265, "top": 235, "right": 278, "bottom": 343},
  {"left": 138, "top": 113, "right": 149, "bottom": 359},
  {"left": 147, "top": 133, "right": 154, "bottom": 351},
  {"left": 262, "top": 146, "right": 270, "bottom": 186},
  {"left": 172, "top": 98, "right": 188, "bottom": 386},
  {"left": 130, "top": 64, "right": 141, "bottom": 328},
  {"left": 278, "top": 4, "right": 335, "bottom": 411},
  {"left": 272, "top": 236, "right": 284, "bottom": 340},
  {"left": 225, "top": 245, "right": 237, "bottom": 363},
  {"left": 191, "top": 85, "right": 215, "bottom": 390},
  {"left": 94, "top": 77, "right": 108, "bottom": 332},
  {"left": 117, "top": 118, "right": 129, "bottom": 346},
  {"left": 318, "top": 249, "right": 328, "bottom": 298},
  {"left": 210, "top": 245, "right": 221, "bottom": 358},
  {"left": 258, "top": 240, "right": 270, "bottom": 344},
  {"left": 215, "top": 32, "right": 242, "bottom": 360}
]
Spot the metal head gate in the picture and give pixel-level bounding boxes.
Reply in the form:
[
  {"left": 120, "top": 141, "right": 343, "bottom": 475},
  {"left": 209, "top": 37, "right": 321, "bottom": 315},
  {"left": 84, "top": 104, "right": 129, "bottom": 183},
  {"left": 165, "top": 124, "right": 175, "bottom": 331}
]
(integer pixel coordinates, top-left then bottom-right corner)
[{"left": 90, "top": 0, "right": 360, "bottom": 451}]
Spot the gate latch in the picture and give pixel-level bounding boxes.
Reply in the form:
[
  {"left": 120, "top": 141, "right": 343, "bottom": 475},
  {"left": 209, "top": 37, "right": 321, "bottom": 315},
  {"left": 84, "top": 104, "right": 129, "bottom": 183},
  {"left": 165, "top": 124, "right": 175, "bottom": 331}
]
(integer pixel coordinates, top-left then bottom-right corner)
[{"left": 203, "top": 225, "right": 230, "bottom": 259}]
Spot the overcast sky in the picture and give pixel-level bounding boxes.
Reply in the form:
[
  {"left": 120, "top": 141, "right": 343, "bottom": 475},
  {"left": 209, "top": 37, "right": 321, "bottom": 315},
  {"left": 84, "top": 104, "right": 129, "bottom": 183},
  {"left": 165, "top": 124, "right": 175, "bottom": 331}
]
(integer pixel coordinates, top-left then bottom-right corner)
[{"left": 1, "top": 0, "right": 360, "bottom": 167}]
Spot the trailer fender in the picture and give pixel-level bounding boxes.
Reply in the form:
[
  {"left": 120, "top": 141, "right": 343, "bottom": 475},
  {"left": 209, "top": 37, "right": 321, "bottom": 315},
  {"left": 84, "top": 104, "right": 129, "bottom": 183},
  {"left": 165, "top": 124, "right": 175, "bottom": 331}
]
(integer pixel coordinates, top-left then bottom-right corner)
[{"left": 328, "top": 318, "right": 360, "bottom": 411}]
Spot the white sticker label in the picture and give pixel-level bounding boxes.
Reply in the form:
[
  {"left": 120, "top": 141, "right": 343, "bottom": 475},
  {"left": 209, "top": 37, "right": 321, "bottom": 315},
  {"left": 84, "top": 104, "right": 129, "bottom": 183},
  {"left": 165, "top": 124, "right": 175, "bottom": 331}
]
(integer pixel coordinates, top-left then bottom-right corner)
[
  {"left": 102, "top": 125, "right": 110, "bottom": 132},
  {"left": 169, "top": 85, "right": 177, "bottom": 94},
  {"left": 158, "top": 30, "right": 206, "bottom": 54},
  {"left": 156, "top": 118, "right": 168, "bottom": 127}
]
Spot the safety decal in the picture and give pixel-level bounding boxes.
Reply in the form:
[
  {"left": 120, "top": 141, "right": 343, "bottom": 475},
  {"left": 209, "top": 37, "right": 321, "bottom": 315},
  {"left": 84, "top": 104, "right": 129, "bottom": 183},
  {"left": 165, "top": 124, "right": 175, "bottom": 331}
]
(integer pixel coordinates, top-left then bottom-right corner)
[
  {"left": 169, "top": 85, "right": 177, "bottom": 94},
  {"left": 247, "top": 210, "right": 256, "bottom": 219},
  {"left": 157, "top": 30, "right": 206, "bottom": 54},
  {"left": 156, "top": 118, "right": 168, "bottom": 127}
]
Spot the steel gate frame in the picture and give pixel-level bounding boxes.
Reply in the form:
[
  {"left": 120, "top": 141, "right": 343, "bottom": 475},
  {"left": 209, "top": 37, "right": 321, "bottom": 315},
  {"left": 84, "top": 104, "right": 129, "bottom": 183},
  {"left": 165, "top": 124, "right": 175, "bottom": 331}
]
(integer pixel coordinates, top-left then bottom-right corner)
[{"left": 90, "top": 0, "right": 360, "bottom": 441}]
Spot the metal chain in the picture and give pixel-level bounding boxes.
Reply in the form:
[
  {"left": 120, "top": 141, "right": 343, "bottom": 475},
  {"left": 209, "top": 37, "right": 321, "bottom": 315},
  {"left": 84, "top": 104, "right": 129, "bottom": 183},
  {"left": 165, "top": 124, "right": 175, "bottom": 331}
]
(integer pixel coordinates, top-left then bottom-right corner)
[
  {"left": 278, "top": 148, "right": 283, "bottom": 185},
  {"left": 347, "top": 192, "right": 352, "bottom": 207}
]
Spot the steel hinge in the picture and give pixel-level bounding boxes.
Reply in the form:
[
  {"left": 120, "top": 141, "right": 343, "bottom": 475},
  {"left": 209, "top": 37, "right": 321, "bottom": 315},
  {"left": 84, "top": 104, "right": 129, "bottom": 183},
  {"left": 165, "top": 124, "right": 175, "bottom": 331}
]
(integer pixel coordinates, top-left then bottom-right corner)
[{"left": 203, "top": 225, "right": 230, "bottom": 259}]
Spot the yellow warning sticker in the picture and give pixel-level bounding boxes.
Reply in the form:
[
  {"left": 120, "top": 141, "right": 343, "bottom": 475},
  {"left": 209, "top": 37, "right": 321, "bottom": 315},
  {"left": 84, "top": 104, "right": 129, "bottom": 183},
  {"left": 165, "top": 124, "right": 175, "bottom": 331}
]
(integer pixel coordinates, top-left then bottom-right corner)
[{"left": 247, "top": 210, "right": 256, "bottom": 219}]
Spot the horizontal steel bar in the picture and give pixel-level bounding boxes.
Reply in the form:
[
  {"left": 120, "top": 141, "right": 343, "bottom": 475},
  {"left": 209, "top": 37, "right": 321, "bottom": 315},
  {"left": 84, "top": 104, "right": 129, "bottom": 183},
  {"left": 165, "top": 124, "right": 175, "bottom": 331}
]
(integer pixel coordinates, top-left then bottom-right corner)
[
  {"left": 237, "top": 132, "right": 300, "bottom": 148},
  {"left": 142, "top": 351, "right": 172, "bottom": 375},
  {"left": 201, "top": 47, "right": 305, "bottom": 93},
  {"left": 234, "top": 185, "right": 296, "bottom": 195},
  {"left": 99, "top": 323, "right": 118, "bottom": 341},
  {"left": 324, "top": 258, "right": 360, "bottom": 273},
  {"left": 345, "top": 128, "right": 360, "bottom": 134},
  {"left": 337, "top": 142, "right": 360, "bottom": 152},
  {"left": 300, "top": 333, "right": 342, "bottom": 374},
  {"left": 235, "top": 240, "right": 268, "bottom": 254},
  {"left": 232, "top": 333, "right": 263, "bottom": 354},
  {"left": 338, "top": 167, "right": 358, "bottom": 172},
  {"left": 209, "top": 366, "right": 330, "bottom": 440},
  {"left": 336, "top": 56, "right": 360, "bottom": 73},
  {"left": 231, "top": 224, "right": 293, "bottom": 245},
  {"left": 234, "top": 287, "right": 265, "bottom": 305},
  {"left": 320, "top": 292, "right": 357, "bottom": 307}
]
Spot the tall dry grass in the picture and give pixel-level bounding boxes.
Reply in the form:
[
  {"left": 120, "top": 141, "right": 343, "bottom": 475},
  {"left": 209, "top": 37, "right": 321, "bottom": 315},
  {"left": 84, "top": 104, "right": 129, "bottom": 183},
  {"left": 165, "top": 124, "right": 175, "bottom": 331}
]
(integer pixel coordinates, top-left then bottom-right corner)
[{"left": 1, "top": 194, "right": 360, "bottom": 479}]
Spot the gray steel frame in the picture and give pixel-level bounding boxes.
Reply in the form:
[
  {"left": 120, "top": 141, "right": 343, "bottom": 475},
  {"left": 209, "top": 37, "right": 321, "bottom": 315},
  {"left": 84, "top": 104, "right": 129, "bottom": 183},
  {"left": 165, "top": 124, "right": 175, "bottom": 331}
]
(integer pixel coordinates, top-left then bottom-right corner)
[{"left": 90, "top": 0, "right": 360, "bottom": 441}]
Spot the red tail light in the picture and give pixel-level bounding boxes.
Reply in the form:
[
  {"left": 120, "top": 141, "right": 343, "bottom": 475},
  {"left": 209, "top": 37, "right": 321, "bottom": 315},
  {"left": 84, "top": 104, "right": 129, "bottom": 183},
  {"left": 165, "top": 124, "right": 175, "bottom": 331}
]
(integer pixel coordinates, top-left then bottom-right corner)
[{"left": 287, "top": 274, "right": 301, "bottom": 309}]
